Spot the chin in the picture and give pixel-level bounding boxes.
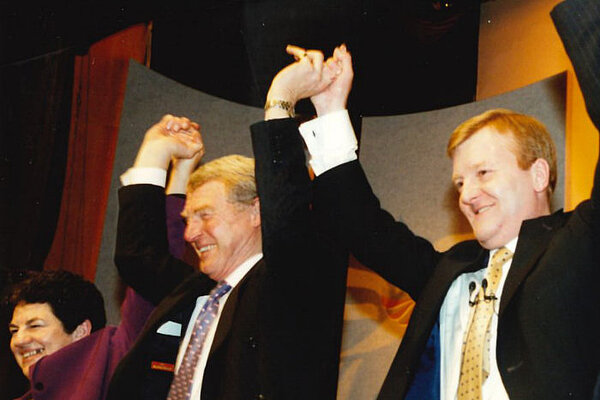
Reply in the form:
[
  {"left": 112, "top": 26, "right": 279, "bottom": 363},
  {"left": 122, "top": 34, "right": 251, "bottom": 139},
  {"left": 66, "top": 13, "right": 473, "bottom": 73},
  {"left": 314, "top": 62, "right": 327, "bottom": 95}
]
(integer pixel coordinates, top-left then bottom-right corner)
[{"left": 473, "top": 231, "right": 498, "bottom": 249}]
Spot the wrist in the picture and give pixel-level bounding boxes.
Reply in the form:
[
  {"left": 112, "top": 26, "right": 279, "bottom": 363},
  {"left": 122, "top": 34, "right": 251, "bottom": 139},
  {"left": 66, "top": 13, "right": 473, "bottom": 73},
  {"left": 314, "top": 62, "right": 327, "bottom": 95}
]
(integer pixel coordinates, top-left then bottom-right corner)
[
  {"left": 314, "top": 103, "right": 346, "bottom": 117},
  {"left": 133, "top": 141, "right": 171, "bottom": 170},
  {"left": 264, "top": 98, "right": 295, "bottom": 119}
]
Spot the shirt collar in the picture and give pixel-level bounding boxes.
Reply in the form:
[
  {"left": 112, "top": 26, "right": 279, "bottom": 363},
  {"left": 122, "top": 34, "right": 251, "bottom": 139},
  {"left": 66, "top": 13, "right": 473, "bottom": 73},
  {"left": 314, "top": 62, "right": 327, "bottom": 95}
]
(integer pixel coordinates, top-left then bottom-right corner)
[
  {"left": 223, "top": 252, "right": 263, "bottom": 289},
  {"left": 490, "top": 236, "right": 518, "bottom": 259}
]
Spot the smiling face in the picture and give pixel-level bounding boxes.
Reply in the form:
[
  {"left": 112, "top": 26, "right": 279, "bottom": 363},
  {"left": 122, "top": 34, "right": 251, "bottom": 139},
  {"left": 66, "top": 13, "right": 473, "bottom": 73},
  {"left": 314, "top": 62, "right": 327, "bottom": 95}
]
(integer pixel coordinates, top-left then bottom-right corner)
[
  {"left": 9, "top": 302, "right": 78, "bottom": 378},
  {"left": 451, "top": 127, "right": 550, "bottom": 249},
  {"left": 182, "top": 180, "right": 261, "bottom": 281}
]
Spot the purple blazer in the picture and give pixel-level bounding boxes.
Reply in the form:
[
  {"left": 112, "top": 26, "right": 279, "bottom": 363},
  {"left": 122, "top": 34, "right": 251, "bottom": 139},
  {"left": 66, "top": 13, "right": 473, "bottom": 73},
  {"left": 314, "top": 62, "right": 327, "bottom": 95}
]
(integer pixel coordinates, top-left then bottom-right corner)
[
  {"left": 13, "top": 194, "right": 187, "bottom": 400},
  {"left": 15, "top": 288, "right": 154, "bottom": 400}
]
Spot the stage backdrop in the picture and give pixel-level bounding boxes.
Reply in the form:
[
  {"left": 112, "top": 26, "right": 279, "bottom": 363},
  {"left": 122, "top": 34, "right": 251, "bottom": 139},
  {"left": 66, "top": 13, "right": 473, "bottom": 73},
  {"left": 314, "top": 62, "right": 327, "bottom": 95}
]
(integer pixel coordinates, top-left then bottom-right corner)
[
  {"left": 95, "top": 62, "right": 565, "bottom": 399},
  {"left": 95, "top": 60, "right": 263, "bottom": 322},
  {"left": 338, "top": 72, "right": 566, "bottom": 399}
]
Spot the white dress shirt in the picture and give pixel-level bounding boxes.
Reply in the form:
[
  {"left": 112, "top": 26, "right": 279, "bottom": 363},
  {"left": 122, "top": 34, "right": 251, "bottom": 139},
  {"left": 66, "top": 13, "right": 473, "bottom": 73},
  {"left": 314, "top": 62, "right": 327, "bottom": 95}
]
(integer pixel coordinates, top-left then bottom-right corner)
[
  {"left": 439, "top": 238, "right": 517, "bottom": 400},
  {"left": 298, "top": 110, "right": 357, "bottom": 176},
  {"left": 298, "top": 110, "right": 516, "bottom": 398},
  {"left": 120, "top": 167, "right": 263, "bottom": 398},
  {"left": 177, "top": 253, "right": 262, "bottom": 399}
]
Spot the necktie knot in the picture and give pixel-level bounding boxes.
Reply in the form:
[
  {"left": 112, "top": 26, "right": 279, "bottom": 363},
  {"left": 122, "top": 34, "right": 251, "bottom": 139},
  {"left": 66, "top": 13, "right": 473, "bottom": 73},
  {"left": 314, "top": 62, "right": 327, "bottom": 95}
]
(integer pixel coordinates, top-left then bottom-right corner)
[
  {"left": 490, "top": 246, "right": 513, "bottom": 267},
  {"left": 486, "top": 246, "right": 513, "bottom": 291},
  {"left": 211, "top": 281, "right": 232, "bottom": 301}
]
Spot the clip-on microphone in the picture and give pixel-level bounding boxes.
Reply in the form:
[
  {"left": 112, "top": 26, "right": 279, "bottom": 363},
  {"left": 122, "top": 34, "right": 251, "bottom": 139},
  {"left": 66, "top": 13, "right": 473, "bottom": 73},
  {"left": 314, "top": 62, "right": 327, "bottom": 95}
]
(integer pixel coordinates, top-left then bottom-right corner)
[
  {"left": 468, "top": 281, "right": 478, "bottom": 307},
  {"left": 481, "top": 279, "right": 497, "bottom": 302}
]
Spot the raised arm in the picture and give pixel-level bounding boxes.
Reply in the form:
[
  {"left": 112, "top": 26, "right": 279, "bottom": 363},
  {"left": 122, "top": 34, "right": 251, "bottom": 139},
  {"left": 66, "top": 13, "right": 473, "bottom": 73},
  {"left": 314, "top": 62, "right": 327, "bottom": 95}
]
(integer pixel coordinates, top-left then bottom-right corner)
[
  {"left": 115, "top": 115, "right": 206, "bottom": 304},
  {"left": 252, "top": 45, "right": 342, "bottom": 260},
  {"left": 298, "top": 46, "right": 441, "bottom": 298},
  {"left": 551, "top": 0, "right": 600, "bottom": 229}
]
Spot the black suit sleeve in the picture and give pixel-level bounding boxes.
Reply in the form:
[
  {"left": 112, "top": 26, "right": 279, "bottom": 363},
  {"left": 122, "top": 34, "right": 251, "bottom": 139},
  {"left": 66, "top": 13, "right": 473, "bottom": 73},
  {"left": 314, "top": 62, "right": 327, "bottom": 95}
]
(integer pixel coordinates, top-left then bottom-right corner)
[
  {"left": 115, "top": 184, "right": 196, "bottom": 305},
  {"left": 551, "top": 1, "right": 600, "bottom": 397},
  {"left": 250, "top": 118, "right": 312, "bottom": 262},
  {"left": 250, "top": 118, "right": 348, "bottom": 303},
  {"left": 313, "top": 158, "right": 440, "bottom": 300},
  {"left": 250, "top": 118, "right": 348, "bottom": 399},
  {"left": 551, "top": 0, "right": 600, "bottom": 236}
]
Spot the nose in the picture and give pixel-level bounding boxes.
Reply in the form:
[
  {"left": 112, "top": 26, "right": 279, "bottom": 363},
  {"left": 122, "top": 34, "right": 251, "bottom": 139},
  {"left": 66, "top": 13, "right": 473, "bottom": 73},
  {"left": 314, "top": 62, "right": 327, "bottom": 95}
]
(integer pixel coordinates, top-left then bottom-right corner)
[
  {"left": 459, "top": 180, "right": 481, "bottom": 206},
  {"left": 184, "top": 218, "right": 203, "bottom": 243},
  {"left": 10, "top": 329, "right": 31, "bottom": 348}
]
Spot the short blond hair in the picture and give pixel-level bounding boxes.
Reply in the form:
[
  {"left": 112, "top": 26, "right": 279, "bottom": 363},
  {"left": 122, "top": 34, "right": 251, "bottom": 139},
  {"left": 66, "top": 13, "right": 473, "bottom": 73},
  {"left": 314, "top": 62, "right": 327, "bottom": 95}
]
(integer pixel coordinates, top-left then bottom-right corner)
[
  {"left": 447, "top": 108, "right": 557, "bottom": 195},
  {"left": 187, "top": 155, "right": 257, "bottom": 206}
]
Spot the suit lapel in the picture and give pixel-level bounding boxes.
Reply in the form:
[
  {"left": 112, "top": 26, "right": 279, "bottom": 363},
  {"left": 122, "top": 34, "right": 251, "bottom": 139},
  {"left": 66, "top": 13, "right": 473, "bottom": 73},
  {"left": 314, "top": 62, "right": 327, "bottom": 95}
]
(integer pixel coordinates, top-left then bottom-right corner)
[
  {"left": 408, "top": 242, "right": 486, "bottom": 355},
  {"left": 380, "top": 242, "right": 486, "bottom": 399},
  {"left": 208, "top": 282, "right": 239, "bottom": 356},
  {"left": 427, "top": 241, "right": 487, "bottom": 303},
  {"left": 145, "top": 273, "right": 217, "bottom": 337},
  {"left": 209, "top": 259, "right": 263, "bottom": 356},
  {"left": 499, "top": 211, "right": 566, "bottom": 317}
]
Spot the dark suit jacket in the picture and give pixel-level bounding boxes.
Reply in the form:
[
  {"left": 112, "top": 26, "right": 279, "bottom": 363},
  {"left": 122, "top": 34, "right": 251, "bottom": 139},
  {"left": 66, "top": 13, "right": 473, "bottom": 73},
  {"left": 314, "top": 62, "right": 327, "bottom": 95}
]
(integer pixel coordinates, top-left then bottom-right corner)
[
  {"left": 106, "top": 118, "right": 348, "bottom": 400},
  {"left": 313, "top": 0, "right": 600, "bottom": 398}
]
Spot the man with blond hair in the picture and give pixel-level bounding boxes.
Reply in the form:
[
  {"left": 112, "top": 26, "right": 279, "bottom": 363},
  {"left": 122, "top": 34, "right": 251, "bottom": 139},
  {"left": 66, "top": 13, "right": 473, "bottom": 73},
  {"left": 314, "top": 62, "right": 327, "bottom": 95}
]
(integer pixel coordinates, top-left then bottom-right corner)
[{"left": 283, "top": 0, "right": 599, "bottom": 398}]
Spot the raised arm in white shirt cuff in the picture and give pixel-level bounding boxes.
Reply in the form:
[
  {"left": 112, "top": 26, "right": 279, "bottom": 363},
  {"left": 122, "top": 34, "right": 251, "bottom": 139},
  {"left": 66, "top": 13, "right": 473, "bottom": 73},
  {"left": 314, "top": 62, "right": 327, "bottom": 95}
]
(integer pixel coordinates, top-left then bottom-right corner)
[
  {"left": 120, "top": 167, "right": 167, "bottom": 187},
  {"left": 298, "top": 109, "right": 358, "bottom": 176}
]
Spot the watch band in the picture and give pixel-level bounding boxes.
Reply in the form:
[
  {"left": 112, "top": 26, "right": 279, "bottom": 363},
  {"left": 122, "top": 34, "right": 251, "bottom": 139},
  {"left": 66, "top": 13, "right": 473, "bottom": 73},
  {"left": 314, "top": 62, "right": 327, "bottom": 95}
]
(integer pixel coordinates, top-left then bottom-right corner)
[{"left": 264, "top": 99, "right": 295, "bottom": 117}]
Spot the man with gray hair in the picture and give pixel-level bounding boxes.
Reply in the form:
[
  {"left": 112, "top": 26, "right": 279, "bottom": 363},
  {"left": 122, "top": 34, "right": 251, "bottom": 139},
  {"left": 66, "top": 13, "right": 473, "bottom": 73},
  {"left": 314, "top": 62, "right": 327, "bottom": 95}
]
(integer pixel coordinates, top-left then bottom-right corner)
[{"left": 107, "top": 45, "right": 351, "bottom": 400}]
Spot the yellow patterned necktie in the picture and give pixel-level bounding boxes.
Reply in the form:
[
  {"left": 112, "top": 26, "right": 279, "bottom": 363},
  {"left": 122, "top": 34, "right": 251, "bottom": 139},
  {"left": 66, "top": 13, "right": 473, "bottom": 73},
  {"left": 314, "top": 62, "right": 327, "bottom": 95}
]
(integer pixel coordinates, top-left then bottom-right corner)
[{"left": 457, "top": 247, "right": 513, "bottom": 400}]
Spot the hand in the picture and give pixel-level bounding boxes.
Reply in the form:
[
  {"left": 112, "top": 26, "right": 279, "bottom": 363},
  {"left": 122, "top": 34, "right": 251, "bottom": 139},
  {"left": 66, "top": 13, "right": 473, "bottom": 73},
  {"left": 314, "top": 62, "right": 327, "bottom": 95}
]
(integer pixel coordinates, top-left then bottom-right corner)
[
  {"left": 264, "top": 45, "right": 342, "bottom": 119},
  {"left": 311, "top": 44, "right": 354, "bottom": 116},
  {"left": 133, "top": 115, "right": 204, "bottom": 169}
]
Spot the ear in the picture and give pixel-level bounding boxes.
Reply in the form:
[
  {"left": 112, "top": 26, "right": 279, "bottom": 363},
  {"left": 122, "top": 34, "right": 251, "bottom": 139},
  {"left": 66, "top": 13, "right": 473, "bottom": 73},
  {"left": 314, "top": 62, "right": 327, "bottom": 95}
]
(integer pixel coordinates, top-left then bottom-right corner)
[
  {"left": 71, "top": 319, "right": 92, "bottom": 342},
  {"left": 250, "top": 198, "right": 261, "bottom": 228},
  {"left": 530, "top": 158, "right": 550, "bottom": 193}
]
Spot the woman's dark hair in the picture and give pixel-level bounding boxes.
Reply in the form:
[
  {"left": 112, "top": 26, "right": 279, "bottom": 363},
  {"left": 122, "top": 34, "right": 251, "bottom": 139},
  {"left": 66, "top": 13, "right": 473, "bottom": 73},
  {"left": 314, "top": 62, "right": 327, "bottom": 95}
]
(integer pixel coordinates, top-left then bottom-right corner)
[{"left": 6, "top": 270, "right": 106, "bottom": 333}]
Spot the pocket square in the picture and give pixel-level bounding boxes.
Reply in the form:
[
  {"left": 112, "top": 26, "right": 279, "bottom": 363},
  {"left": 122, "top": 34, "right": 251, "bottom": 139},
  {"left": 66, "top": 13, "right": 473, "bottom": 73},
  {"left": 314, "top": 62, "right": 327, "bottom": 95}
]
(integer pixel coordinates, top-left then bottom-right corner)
[{"left": 156, "top": 321, "right": 182, "bottom": 337}]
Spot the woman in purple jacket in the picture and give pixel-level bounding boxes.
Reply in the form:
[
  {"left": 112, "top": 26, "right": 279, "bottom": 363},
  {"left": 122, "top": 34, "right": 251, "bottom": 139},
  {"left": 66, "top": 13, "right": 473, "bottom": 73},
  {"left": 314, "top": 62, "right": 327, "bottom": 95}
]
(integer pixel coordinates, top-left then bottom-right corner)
[
  {"left": 5, "top": 122, "right": 200, "bottom": 400},
  {"left": 7, "top": 270, "right": 155, "bottom": 400}
]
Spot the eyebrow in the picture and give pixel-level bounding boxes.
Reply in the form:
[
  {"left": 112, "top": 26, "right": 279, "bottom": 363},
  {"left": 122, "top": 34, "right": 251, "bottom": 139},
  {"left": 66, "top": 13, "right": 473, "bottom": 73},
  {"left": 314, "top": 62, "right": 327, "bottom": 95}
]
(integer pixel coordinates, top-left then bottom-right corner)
[
  {"left": 181, "top": 205, "right": 212, "bottom": 219},
  {"left": 9, "top": 318, "right": 44, "bottom": 328}
]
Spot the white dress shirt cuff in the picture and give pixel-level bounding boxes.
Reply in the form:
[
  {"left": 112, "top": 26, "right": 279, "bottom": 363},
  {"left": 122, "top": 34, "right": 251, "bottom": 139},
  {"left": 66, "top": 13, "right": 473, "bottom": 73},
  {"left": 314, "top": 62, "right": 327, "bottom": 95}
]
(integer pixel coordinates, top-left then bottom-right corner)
[
  {"left": 298, "top": 109, "right": 358, "bottom": 176},
  {"left": 120, "top": 167, "right": 167, "bottom": 187}
]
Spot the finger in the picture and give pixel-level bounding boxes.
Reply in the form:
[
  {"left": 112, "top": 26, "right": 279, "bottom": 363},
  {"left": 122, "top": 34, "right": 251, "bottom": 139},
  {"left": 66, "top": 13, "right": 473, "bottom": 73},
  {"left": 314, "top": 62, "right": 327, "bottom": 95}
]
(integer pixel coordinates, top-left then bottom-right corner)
[
  {"left": 173, "top": 116, "right": 190, "bottom": 132},
  {"left": 170, "top": 116, "right": 194, "bottom": 133},
  {"left": 161, "top": 114, "right": 174, "bottom": 124},
  {"left": 172, "top": 130, "right": 201, "bottom": 148},
  {"left": 335, "top": 44, "right": 353, "bottom": 72},
  {"left": 179, "top": 117, "right": 191, "bottom": 131},
  {"left": 180, "top": 136, "right": 204, "bottom": 154},
  {"left": 325, "top": 57, "right": 342, "bottom": 78},
  {"left": 175, "top": 125, "right": 202, "bottom": 142},
  {"left": 306, "top": 49, "right": 324, "bottom": 75},
  {"left": 286, "top": 44, "right": 308, "bottom": 60},
  {"left": 187, "top": 130, "right": 203, "bottom": 143}
]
